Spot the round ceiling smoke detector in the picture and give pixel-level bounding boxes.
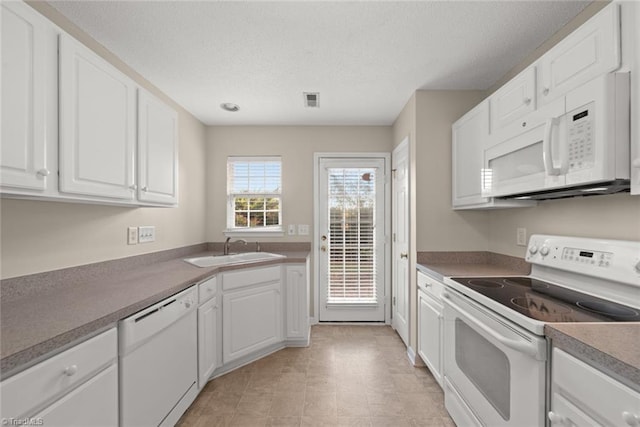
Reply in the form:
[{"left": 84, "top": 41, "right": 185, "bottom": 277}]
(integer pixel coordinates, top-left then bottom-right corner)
[{"left": 220, "top": 103, "right": 240, "bottom": 112}]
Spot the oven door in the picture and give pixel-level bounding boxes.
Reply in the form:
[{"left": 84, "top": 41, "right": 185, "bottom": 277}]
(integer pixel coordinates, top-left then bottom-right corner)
[{"left": 442, "top": 287, "right": 547, "bottom": 427}]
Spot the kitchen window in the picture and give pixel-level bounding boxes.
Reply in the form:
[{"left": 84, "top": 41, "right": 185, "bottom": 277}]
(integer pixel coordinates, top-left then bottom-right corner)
[{"left": 226, "top": 156, "right": 282, "bottom": 236}]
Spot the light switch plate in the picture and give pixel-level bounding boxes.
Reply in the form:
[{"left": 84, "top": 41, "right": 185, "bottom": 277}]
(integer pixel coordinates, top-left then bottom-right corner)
[
  {"left": 139, "top": 226, "right": 155, "bottom": 243},
  {"left": 517, "top": 227, "right": 527, "bottom": 246},
  {"left": 298, "top": 224, "right": 309, "bottom": 235},
  {"left": 288, "top": 224, "right": 296, "bottom": 236},
  {"left": 127, "top": 227, "right": 138, "bottom": 245}
]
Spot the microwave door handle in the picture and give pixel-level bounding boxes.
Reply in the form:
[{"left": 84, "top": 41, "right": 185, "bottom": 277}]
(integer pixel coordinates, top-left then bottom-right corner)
[{"left": 543, "top": 117, "right": 562, "bottom": 176}]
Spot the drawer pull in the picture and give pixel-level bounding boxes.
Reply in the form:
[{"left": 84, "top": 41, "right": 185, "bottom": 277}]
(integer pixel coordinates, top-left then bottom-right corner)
[
  {"left": 63, "top": 365, "right": 78, "bottom": 376},
  {"left": 623, "top": 411, "right": 640, "bottom": 427}
]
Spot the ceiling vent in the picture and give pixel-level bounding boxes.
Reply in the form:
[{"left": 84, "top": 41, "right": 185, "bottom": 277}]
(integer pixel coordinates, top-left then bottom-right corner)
[{"left": 304, "top": 92, "right": 320, "bottom": 108}]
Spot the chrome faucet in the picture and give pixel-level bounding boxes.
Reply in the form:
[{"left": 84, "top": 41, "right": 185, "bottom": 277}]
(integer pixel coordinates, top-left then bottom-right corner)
[{"left": 224, "top": 237, "right": 247, "bottom": 255}]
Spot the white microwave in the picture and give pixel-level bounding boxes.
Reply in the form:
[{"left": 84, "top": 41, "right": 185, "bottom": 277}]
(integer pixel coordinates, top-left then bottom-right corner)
[{"left": 482, "top": 73, "right": 630, "bottom": 199}]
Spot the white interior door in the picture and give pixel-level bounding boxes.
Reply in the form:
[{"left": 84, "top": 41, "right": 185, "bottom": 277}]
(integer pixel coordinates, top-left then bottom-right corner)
[
  {"left": 317, "top": 156, "right": 387, "bottom": 322},
  {"left": 392, "top": 140, "right": 409, "bottom": 344}
]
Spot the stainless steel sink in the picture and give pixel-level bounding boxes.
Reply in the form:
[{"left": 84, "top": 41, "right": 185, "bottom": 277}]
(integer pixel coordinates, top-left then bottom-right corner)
[{"left": 184, "top": 252, "right": 286, "bottom": 268}]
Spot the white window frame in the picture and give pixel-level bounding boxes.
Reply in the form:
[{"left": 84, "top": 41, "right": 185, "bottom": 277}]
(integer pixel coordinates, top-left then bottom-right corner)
[{"left": 225, "top": 156, "right": 284, "bottom": 237}]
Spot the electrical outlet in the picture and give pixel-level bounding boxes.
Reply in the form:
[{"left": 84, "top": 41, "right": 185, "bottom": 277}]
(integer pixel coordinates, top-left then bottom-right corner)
[
  {"left": 517, "top": 227, "right": 527, "bottom": 246},
  {"left": 127, "top": 227, "right": 138, "bottom": 245},
  {"left": 288, "top": 224, "right": 296, "bottom": 236},
  {"left": 139, "top": 226, "right": 155, "bottom": 243},
  {"left": 298, "top": 224, "right": 309, "bottom": 235}
]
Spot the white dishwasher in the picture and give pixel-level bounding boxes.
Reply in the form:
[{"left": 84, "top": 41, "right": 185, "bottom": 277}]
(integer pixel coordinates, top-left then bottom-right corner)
[{"left": 119, "top": 286, "right": 198, "bottom": 427}]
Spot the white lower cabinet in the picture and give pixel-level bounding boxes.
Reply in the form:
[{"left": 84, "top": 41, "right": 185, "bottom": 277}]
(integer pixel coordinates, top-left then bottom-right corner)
[
  {"left": 549, "top": 347, "right": 640, "bottom": 426},
  {"left": 285, "top": 263, "right": 309, "bottom": 342},
  {"left": 417, "top": 271, "right": 444, "bottom": 387},
  {"left": 222, "top": 266, "right": 283, "bottom": 364},
  {"left": 197, "top": 276, "right": 220, "bottom": 388},
  {"left": 0, "top": 328, "right": 118, "bottom": 426},
  {"left": 34, "top": 364, "right": 118, "bottom": 427}
]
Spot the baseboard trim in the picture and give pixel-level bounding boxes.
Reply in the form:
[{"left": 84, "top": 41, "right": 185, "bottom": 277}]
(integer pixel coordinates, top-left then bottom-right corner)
[{"left": 407, "top": 345, "right": 425, "bottom": 367}]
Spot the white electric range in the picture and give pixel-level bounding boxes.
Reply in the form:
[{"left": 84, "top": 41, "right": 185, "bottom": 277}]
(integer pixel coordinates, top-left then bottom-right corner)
[{"left": 441, "top": 235, "right": 640, "bottom": 427}]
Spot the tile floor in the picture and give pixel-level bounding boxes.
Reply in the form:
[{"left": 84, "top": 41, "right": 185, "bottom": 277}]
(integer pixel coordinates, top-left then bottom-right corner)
[{"left": 177, "top": 325, "right": 455, "bottom": 426}]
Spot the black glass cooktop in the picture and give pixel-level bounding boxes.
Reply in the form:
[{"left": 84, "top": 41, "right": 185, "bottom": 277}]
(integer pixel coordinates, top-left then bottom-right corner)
[{"left": 451, "top": 276, "right": 639, "bottom": 323}]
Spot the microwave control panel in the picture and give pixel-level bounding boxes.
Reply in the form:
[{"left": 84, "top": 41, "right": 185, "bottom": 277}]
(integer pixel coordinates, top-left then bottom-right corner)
[{"left": 567, "top": 102, "right": 595, "bottom": 171}]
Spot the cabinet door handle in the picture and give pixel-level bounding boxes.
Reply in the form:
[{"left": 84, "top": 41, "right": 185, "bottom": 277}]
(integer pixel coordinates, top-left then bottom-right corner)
[
  {"left": 36, "top": 169, "right": 50, "bottom": 177},
  {"left": 400, "top": 253, "right": 408, "bottom": 259},
  {"left": 543, "top": 87, "right": 550, "bottom": 96},
  {"left": 63, "top": 365, "right": 78, "bottom": 376},
  {"left": 523, "top": 97, "right": 532, "bottom": 106},
  {"left": 129, "top": 184, "right": 138, "bottom": 190},
  {"left": 142, "top": 186, "right": 149, "bottom": 192},
  {"left": 548, "top": 411, "right": 565, "bottom": 424}
]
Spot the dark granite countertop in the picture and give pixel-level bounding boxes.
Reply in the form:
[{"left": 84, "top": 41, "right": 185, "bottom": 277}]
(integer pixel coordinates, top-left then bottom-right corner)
[
  {"left": 545, "top": 323, "right": 640, "bottom": 391},
  {"left": 0, "top": 250, "right": 309, "bottom": 379}
]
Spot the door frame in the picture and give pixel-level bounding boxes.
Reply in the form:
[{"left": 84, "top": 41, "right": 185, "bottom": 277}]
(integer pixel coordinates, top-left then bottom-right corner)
[{"left": 313, "top": 152, "right": 391, "bottom": 324}]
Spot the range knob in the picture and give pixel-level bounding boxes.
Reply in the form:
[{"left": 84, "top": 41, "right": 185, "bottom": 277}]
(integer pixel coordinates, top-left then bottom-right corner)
[
  {"left": 528, "top": 245, "right": 538, "bottom": 255},
  {"left": 540, "top": 246, "right": 550, "bottom": 256}
]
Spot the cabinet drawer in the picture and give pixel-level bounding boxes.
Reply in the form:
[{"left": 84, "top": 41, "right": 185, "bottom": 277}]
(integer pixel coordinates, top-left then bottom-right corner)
[
  {"left": 222, "top": 265, "right": 281, "bottom": 291},
  {"left": 198, "top": 276, "right": 218, "bottom": 304},
  {"left": 1, "top": 328, "right": 117, "bottom": 418},
  {"left": 552, "top": 348, "right": 640, "bottom": 425},
  {"left": 417, "top": 271, "right": 444, "bottom": 299}
]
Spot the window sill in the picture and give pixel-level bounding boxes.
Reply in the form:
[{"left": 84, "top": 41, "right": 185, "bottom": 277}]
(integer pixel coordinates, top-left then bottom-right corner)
[{"left": 223, "top": 228, "right": 285, "bottom": 238}]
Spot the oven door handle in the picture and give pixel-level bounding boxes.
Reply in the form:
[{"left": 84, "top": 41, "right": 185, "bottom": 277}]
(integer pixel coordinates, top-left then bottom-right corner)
[{"left": 443, "top": 291, "right": 543, "bottom": 360}]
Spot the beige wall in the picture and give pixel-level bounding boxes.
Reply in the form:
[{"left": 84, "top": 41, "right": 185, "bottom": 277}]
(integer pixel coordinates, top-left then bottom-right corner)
[
  {"left": 205, "top": 125, "right": 393, "bottom": 317},
  {"left": 415, "top": 91, "right": 489, "bottom": 252},
  {"left": 0, "top": 3, "right": 208, "bottom": 279},
  {"left": 206, "top": 126, "right": 393, "bottom": 242},
  {"left": 392, "top": 90, "right": 487, "bottom": 352}
]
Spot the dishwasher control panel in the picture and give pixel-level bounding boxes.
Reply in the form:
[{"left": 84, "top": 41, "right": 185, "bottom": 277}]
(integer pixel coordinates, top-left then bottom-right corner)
[{"left": 119, "top": 285, "right": 197, "bottom": 353}]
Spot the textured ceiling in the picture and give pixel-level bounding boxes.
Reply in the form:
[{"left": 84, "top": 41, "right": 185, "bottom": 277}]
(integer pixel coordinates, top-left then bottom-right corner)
[{"left": 49, "top": 1, "right": 590, "bottom": 126}]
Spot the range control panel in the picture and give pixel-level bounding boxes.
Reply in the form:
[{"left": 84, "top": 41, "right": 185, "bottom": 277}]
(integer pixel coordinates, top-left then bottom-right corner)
[
  {"left": 561, "top": 247, "right": 613, "bottom": 268},
  {"left": 525, "top": 234, "right": 640, "bottom": 288}
]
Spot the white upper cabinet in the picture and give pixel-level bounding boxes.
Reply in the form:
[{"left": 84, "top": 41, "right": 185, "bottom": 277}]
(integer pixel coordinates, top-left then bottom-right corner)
[
  {"left": 0, "top": 2, "right": 53, "bottom": 192},
  {"left": 490, "top": 67, "right": 536, "bottom": 136},
  {"left": 137, "top": 89, "right": 179, "bottom": 205},
  {"left": 538, "top": 3, "right": 621, "bottom": 105},
  {"left": 58, "top": 33, "right": 137, "bottom": 200},
  {"left": 452, "top": 101, "right": 489, "bottom": 208}
]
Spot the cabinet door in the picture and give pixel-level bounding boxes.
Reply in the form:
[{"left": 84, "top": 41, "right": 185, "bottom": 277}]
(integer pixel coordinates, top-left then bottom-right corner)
[
  {"left": 490, "top": 67, "right": 536, "bottom": 135},
  {"left": 0, "top": 2, "right": 50, "bottom": 191},
  {"left": 452, "top": 101, "right": 490, "bottom": 207},
  {"left": 34, "top": 364, "right": 118, "bottom": 427},
  {"left": 223, "top": 282, "right": 283, "bottom": 363},
  {"left": 59, "top": 33, "right": 136, "bottom": 200},
  {"left": 198, "top": 296, "right": 219, "bottom": 388},
  {"left": 285, "top": 265, "right": 308, "bottom": 340},
  {"left": 137, "top": 89, "right": 178, "bottom": 205},
  {"left": 538, "top": 3, "right": 620, "bottom": 105},
  {"left": 417, "top": 291, "right": 443, "bottom": 387}
]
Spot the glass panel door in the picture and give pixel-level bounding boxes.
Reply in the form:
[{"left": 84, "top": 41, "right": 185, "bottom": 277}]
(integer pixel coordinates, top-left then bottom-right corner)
[{"left": 318, "top": 157, "right": 386, "bottom": 322}]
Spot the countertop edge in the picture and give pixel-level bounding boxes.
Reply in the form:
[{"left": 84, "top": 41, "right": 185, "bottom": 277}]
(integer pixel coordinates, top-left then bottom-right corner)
[{"left": 545, "top": 325, "right": 640, "bottom": 391}]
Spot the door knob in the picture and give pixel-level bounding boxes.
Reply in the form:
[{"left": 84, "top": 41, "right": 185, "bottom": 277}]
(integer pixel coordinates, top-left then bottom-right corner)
[
  {"left": 400, "top": 253, "right": 408, "bottom": 259},
  {"left": 321, "top": 246, "right": 327, "bottom": 252},
  {"left": 321, "top": 235, "right": 327, "bottom": 241}
]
